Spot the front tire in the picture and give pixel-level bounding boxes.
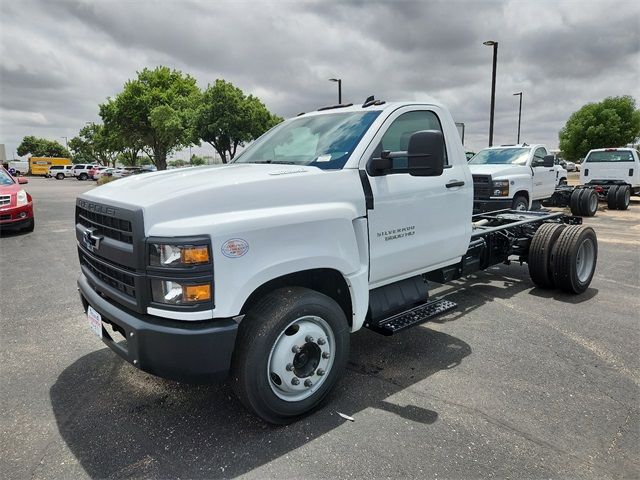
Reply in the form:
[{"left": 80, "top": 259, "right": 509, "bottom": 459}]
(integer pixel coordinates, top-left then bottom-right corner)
[
  {"left": 511, "top": 194, "right": 528, "bottom": 211},
  {"left": 231, "top": 287, "right": 349, "bottom": 424},
  {"left": 56, "top": 173, "right": 64, "bottom": 180},
  {"left": 78, "top": 173, "right": 88, "bottom": 180}
]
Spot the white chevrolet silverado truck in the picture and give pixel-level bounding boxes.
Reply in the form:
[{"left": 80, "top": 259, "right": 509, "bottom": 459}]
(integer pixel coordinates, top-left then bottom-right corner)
[
  {"left": 468, "top": 144, "right": 560, "bottom": 212},
  {"left": 580, "top": 147, "right": 639, "bottom": 210},
  {"left": 76, "top": 98, "right": 598, "bottom": 423}
]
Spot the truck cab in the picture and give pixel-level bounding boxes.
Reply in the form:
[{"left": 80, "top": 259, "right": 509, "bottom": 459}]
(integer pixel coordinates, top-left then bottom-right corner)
[
  {"left": 75, "top": 100, "right": 596, "bottom": 423},
  {"left": 468, "top": 144, "right": 556, "bottom": 212},
  {"left": 581, "top": 148, "right": 640, "bottom": 193}
]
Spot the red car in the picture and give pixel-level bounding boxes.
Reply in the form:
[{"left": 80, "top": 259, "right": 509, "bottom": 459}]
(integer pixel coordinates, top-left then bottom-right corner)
[{"left": 0, "top": 166, "right": 34, "bottom": 232}]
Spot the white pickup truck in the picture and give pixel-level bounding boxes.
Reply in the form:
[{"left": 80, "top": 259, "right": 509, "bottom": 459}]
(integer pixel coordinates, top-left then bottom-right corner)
[
  {"left": 468, "top": 144, "right": 563, "bottom": 212},
  {"left": 75, "top": 98, "right": 598, "bottom": 423},
  {"left": 580, "top": 148, "right": 639, "bottom": 210}
]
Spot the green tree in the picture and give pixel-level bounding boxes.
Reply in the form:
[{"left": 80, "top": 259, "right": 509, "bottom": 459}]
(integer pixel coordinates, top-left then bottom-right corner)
[
  {"left": 100, "top": 66, "right": 201, "bottom": 170},
  {"left": 559, "top": 96, "right": 640, "bottom": 161},
  {"left": 17, "top": 135, "right": 70, "bottom": 158},
  {"left": 100, "top": 101, "right": 144, "bottom": 166},
  {"left": 68, "top": 123, "right": 118, "bottom": 166},
  {"left": 196, "top": 79, "right": 282, "bottom": 162}
]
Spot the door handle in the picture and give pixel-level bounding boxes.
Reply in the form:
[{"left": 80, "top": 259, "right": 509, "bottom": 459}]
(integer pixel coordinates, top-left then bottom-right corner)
[{"left": 446, "top": 180, "right": 465, "bottom": 188}]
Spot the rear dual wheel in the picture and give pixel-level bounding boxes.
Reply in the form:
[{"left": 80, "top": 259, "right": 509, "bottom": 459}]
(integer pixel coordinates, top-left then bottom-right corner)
[
  {"left": 607, "top": 185, "right": 630, "bottom": 210},
  {"left": 569, "top": 189, "right": 597, "bottom": 217},
  {"left": 528, "top": 224, "right": 597, "bottom": 294},
  {"left": 231, "top": 287, "right": 349, "bottom": 424}
]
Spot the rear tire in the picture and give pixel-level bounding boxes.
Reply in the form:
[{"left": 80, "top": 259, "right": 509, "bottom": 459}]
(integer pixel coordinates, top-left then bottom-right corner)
[
  {"left": 528, "top": 223, "right": 566, "bottom": 289},
  {"left": 579, "top": 189, "right": 598, "bottom": 217},
  {"left": 78, "top": 173, "right": 88, "bottom": 180},
  {"left": 231, "top": 287, "right": 349, "bottom": 424},
  {"left": 551, "top": 226, "right": 597, "bottom": 294},
  {"left": 615, "top": 185, "right": 630, "bottom": 210},
  {"left": 607, "top": 185, "right": 619, "bottom": 210},
  {"left": 511, "top": 194, "right": 528, "bottom": 211},
  {"left": 569, "top": 189, "right": 582, "bottom": 216}
]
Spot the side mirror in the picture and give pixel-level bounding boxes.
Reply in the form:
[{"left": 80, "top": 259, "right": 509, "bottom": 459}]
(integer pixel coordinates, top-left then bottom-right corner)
[
  {"left": 18, "top": 177, "right": 28, "bottom": 184},
  {"left": 407, "top": 130, "right": 445, "bottom": 177},
  {"left": 543, "top": 155, "right": 554, "bottom": 168}
]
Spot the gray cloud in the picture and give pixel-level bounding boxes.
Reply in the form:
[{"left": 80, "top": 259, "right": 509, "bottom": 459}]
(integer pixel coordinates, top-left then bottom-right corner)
[{"left": 1, "top": 0, "right": 639, "bottom": 160}]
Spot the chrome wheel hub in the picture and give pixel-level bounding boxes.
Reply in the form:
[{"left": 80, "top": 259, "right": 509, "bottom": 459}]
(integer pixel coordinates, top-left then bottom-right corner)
[{"left": 267, "top": 316, "right": 335, "bottom": 401}]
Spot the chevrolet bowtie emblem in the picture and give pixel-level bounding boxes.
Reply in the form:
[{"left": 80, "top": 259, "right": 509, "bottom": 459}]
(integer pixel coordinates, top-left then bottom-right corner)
[{"left": 83, "top": 227, "right": 103, "bottom": 252}]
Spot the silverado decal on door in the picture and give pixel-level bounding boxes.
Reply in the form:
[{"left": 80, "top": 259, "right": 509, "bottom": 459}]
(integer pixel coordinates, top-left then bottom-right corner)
[{"left": 377, "top": 225, "right": 416, "bottom": 241}]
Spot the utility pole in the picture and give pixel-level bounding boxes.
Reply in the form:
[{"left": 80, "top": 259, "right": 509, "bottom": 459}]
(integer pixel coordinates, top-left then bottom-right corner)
[
  {"left": 329, "top": 78, "right": 342, "bottom": 104},
  {"left": 483, "top": 41, "right": 498, "bottom": 146},
  {"left": 513, "top": 92, "right": 523, "bottom": 144}
]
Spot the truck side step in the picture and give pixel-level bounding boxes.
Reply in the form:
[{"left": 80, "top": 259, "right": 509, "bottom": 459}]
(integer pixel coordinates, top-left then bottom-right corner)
[{"left": 365, "top": 299, "right": 457, "bottom": 336}]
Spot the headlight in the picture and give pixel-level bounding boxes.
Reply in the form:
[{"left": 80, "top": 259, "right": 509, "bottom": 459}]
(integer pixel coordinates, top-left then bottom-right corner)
[
  {"left": 151, "top": 279, "right": 212, "bottom": 304},
  {"left": 16, "top": 189, "right": 28, "bottom": 206},
  {"left": 149, "top": 243, "right": 210, "bottom": 267},
  {"left": 492, "top": 180, "right": 509, "bottom": 197}
]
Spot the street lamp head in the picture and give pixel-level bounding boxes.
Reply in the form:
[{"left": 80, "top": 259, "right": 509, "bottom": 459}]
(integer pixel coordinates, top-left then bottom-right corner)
[
  {"left": 329, "top": 78, "right": 340, "bottom": 82},
  {"left": 513, "top": 92, "right": 522, "bottom": 96},
  {"left": 483, "top": 40, "right": 497, "bottom": 46}
]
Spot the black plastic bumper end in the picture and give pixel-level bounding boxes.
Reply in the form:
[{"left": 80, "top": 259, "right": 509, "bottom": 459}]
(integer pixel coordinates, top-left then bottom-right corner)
[{"left": 78, "top": 274, "right": 238, "bottom": 383}]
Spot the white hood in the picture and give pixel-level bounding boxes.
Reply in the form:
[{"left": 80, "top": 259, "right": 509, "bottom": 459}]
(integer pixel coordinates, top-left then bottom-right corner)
[
  {"left": 81, "top": 164, "right": 364, "bottom": 232},
  {"left": 468, "top": 164, "right": 529, "bottom": 178}
]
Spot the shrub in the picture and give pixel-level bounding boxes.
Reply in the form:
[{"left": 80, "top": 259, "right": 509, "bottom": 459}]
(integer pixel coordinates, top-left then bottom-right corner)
[{"left": 96, "top": 175, "right": 117, "bottom": 186}]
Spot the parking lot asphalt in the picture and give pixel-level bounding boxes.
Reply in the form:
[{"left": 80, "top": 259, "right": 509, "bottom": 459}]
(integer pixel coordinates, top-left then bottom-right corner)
[{"left": 1, "top": 174, "right": 638, "bottom": 479}]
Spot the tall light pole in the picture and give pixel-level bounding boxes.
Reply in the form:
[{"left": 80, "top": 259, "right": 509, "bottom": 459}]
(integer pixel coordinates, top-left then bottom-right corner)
[
  {"left": 483, "top": 40, "right": 498, "bottom": 146},
  {"left": 329, "top": 78, "right": 342, "bottom": 104},
  {"left": 513, "top": 92, "right": 523, "bottom": 144},
  {"left": 61, "top": 136, "right": 68, "bottom": 149}
]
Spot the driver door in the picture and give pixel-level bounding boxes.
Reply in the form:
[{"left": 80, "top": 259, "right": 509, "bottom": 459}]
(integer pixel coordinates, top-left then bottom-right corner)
[
  {"left": 362, "top": 106, "right": 472, "bottom": 287},
  {"left": 531, "top": 147, "right": 555, "bottom": 199}
]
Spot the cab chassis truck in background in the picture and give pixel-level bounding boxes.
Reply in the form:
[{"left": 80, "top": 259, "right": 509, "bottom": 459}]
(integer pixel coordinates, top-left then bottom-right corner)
[{"left": 76, "top": 98, "right": 598, "bottom": 423}]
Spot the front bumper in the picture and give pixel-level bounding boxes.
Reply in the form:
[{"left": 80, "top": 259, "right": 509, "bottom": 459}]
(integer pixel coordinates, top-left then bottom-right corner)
[
  {"left": 0, "top": 203, "right": 33, "bottom": 229},
  {"left": 473, "top": 198, "right": 512, "bottom": 214},
  {"left": 78, "top": 273, "right": 238, "bottom": 383}
]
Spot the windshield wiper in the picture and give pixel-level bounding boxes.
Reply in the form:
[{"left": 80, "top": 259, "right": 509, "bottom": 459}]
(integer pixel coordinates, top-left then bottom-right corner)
[{"left": 249, "top": 160, "right": 297, "bottom": 165}]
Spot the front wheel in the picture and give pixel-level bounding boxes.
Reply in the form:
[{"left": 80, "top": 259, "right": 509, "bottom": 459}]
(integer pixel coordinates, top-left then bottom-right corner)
[
  {"left": 511, "top": 194, "right": 528, "bottom": 211},
  {"left": 56, "top": 173, "right": 64, "bottom": 180},
  {"left": 231, "top": 287, "right": 349, "bottom": 424},
  {"left": 78, "top": 173, "right": 88, "bottom": 180}
]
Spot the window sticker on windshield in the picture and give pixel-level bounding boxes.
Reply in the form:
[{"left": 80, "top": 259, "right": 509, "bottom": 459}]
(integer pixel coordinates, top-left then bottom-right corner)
[{"left": 316, "top": 154, "right": 332, "bottom": 162}]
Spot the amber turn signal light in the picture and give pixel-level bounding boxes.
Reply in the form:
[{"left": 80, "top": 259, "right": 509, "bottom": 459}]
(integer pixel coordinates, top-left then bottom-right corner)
[{"left": 183, "top": 284, "right": 211, "bottom": 302}]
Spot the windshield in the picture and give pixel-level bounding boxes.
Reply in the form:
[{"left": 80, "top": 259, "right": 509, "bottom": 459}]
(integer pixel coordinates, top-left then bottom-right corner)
[
  {"left": 0, "top": 169, "right": 15, "bottom": 186},
  {"left": 233, "top": 111, "right": 381, "bottom": 169},
  {"left": 585, "top": 150, "right": 635, "bottom": 163},
  {"left": 469, "top": 148, "right": 531, "bottom": 165}
]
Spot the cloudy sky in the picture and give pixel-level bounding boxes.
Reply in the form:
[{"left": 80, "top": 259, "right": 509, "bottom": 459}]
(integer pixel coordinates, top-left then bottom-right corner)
[{"left": 1, "top": 0, "right": 639, "bottom": 161}]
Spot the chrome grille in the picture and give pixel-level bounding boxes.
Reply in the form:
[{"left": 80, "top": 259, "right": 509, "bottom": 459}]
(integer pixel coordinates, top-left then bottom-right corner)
[
  {"left": 472, "top": 175, "right": 492, "bottom": 199},
  {"left": 0, "top": 194, "right": 10, "bottom": 206}
]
